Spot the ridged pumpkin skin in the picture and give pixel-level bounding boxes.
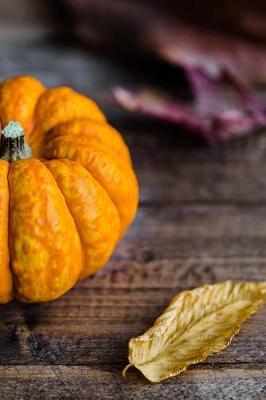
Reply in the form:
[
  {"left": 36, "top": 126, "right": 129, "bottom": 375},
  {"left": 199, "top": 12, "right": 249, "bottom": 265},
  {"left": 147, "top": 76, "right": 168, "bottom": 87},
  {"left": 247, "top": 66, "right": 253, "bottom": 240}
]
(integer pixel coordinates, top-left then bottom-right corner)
[{"left": 0, "top": 75, "right": 139, "bottom": 303}]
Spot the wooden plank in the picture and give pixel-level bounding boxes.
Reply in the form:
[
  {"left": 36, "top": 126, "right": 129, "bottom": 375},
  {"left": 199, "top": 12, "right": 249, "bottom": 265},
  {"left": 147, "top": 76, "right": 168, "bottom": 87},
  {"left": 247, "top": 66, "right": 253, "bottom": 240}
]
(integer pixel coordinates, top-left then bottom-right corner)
[
  {"left": 87, "top": 257, "right": 266, "bottom": 289},
  {"left": 136, "top": 161, "right": 266, "bottom": 205},
  {"left": 0, "top": 259, "right": 264, "bottom": 367},
  {"left": 0, "top": 365, "right": 264, "bottom": 400},
  {"left": 0, "top": 295, "right": 264, "bottom": 366},
  {"left": 117, "top": 205, "right": 266, "bottom": 259},
  {"left": 124, "top": 126, "right": 266, "bottom": 164},
  {"left": 123, "top": 127, "right": 266, "bottom": 205}
]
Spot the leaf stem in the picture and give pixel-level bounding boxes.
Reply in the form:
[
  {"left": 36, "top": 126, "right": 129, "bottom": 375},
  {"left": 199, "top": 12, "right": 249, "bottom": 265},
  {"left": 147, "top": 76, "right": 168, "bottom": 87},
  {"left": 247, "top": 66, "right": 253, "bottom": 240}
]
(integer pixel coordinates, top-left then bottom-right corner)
[{"left": 122, "top": 363, "right": 133, "bottom": 378}]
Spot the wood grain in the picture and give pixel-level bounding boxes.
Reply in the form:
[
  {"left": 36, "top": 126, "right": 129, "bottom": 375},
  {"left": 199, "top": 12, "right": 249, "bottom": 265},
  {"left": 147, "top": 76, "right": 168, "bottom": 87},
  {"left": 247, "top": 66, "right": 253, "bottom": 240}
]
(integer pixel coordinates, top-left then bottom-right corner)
[
  {"left": 0, "top": 365, "right": 265, "bottom": 400},
  {"left": 118, "top": 205, "right": 266, "bottom": 259},
  {"left": 0, "top": 260, "right": 264, "bottom": 369}
]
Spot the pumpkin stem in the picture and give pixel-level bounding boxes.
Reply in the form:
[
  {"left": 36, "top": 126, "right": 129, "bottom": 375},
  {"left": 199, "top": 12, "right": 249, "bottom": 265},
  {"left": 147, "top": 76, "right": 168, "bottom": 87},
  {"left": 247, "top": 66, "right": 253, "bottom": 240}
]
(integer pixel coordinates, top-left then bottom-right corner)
[{"left": 0, "top": 121, "right": 32, "bottom": 162}]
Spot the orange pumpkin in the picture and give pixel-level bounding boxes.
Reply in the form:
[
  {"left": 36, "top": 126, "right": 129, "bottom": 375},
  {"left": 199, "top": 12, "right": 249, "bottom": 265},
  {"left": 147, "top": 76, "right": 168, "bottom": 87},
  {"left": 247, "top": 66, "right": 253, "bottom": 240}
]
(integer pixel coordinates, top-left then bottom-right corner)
[{"left": 0, "top": 75, "right": 138, "bottom": 303}]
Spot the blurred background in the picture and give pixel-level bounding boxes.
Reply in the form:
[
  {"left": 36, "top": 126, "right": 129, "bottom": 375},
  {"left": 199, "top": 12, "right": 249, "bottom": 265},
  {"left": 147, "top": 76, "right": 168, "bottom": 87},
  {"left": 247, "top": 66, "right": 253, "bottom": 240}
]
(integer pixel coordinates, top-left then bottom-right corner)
[{"left": 1, "top": 0, "right": 266, "bottom": 142}]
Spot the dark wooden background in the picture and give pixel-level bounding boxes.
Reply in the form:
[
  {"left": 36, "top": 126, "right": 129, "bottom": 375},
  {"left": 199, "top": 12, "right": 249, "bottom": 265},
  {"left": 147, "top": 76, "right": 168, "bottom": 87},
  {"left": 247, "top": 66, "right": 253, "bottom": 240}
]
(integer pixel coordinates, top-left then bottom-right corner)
[{"left": 0, "top": 1, "right": 265, "bottom": 399}]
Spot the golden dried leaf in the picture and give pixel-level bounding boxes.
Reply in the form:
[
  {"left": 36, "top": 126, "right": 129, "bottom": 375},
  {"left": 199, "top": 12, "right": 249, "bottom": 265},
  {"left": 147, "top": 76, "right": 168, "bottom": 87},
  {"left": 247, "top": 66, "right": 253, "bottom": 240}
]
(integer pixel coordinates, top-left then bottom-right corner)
[{"left": 124, "top": 281, "right": 266, "bottom": 382}]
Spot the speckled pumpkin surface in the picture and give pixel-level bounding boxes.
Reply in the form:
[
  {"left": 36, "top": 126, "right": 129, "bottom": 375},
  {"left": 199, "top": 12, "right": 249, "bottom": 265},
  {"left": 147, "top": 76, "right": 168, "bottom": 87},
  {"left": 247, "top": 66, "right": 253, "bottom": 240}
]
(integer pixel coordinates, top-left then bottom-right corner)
[{"left": 0, "top": 75, "right": 139, "bottom": 303}]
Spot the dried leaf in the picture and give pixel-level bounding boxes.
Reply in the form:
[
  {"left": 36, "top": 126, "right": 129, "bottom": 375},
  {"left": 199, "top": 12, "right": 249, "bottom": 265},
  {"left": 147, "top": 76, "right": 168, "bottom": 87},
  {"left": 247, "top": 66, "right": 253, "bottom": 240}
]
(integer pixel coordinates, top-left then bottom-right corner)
[
  {"left": 123, "top": 281, "right": 266, "bottom": 382},
  {"left": 113, "top": 69, "right": 266, "bottom": 144}
]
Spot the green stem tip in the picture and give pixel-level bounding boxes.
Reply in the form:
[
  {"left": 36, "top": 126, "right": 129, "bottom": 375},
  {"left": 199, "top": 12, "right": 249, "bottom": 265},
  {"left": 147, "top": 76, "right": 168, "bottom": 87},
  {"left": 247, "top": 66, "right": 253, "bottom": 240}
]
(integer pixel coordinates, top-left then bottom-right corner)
[{"left": 0, "top": 120, "right": 32, "bottom": 162}]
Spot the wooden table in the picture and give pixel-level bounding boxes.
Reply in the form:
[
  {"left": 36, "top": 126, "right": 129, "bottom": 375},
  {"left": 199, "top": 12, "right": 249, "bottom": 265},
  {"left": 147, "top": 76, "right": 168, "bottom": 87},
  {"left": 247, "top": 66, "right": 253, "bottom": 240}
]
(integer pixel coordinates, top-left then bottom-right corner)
[{"left": 0, "top": 40, "right": 265, "bottom": 400}]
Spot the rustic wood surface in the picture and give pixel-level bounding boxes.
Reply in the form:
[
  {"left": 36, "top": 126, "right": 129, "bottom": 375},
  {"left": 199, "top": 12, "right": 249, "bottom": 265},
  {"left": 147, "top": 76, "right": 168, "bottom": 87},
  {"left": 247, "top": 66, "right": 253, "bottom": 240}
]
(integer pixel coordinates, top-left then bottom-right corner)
[{"left": 0, "top": 40, "right": 265, "bottom": 399}]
